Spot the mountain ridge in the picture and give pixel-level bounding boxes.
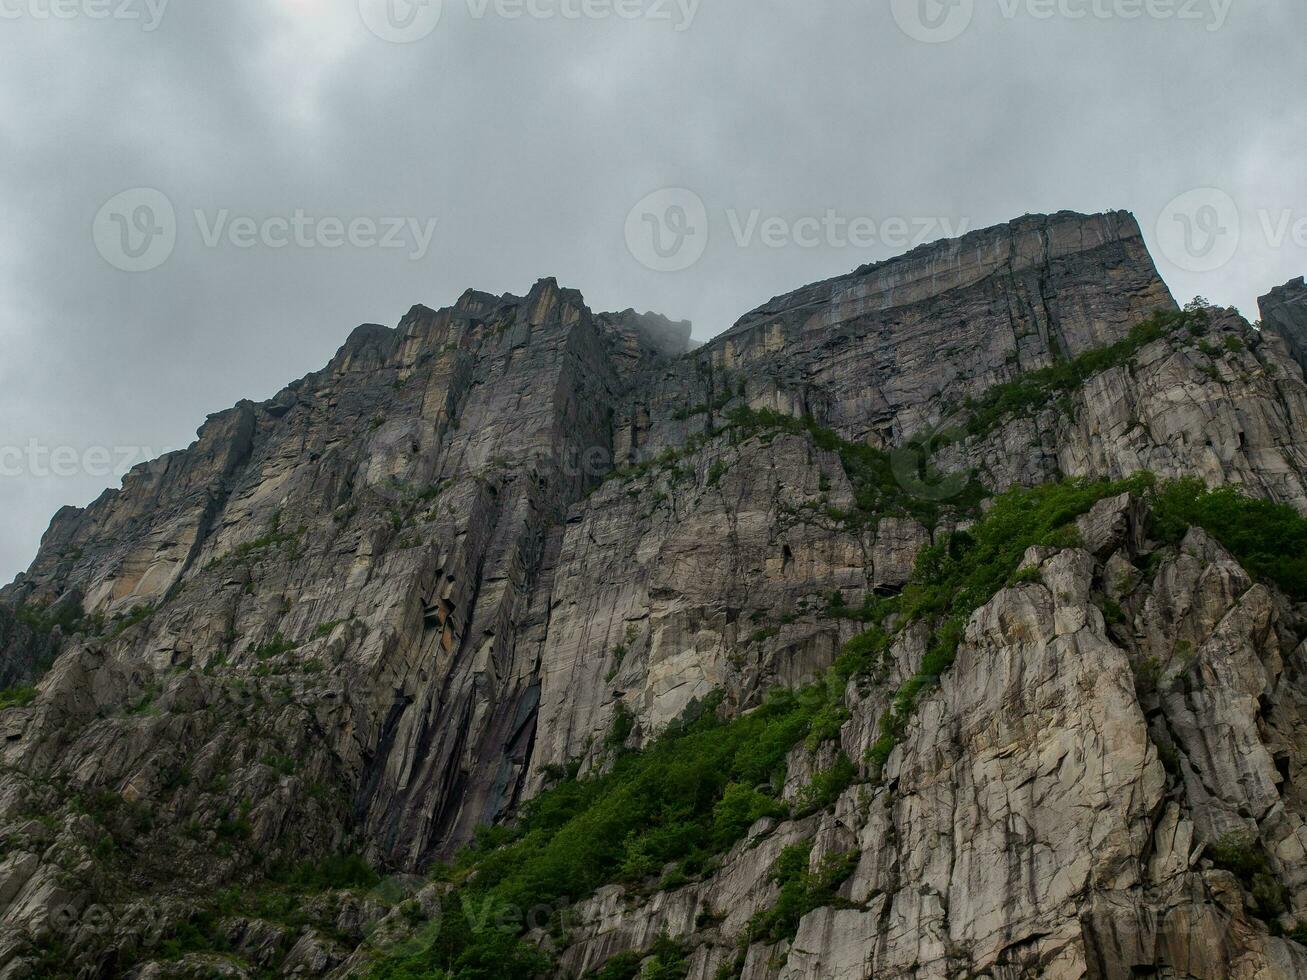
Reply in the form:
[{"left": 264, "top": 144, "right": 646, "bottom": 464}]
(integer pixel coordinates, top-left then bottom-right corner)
[{"left": 2, "top": 212, "right": 1307, "bottom": 978}]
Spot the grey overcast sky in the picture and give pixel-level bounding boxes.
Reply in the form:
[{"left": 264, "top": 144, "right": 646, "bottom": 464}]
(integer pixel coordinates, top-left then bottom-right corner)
[{"left": 0, "top": 0, "right": 1303, "bottom": 582}]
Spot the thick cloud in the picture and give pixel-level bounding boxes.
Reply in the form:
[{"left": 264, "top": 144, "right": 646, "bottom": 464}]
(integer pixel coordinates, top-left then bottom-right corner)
[{"left": 0, "top": 0, "right": 1303, "bottom": 581}]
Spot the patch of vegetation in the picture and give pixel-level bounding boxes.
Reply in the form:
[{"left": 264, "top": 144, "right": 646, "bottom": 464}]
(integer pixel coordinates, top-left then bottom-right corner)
[
  {"left": 605, "top": 625, "right": 640, "bottom": 682},
  {"left": 958, "top": 309, "right": 1205, "bottom": 440},
  {"left": 863, "top": 473, "right": 1157, "bottom": 779},
  {"left": 1207, "top": 831, "right": 1288, "bottom": 920},
  {"left": 725, "top": 406, "right": 987, "bottom": 528},
  {"left": 607, "top": 433, "right": 716, "bottom": 486},
  {"left": 367, "top": 690, "right": 826, "bottom": 978},
  {"left": 157, "top": 910, "right": 232, "bottom": 961},
  {"left": 1150, "top": 479, "right": 1307, "bottom": 600},
  {"left": 610, "top": 404, "right": 985, "bottom": 529},
  {"left": 1132, "top": 657, "right": 1163, "bottom": 700},
  {"left": 592, "top": 934, "right": 690, "bottom": 980},
  {"left": 269, "top": 852, "right": 381, "bottom": 891},
  {"left": 126, "top": 682, "right": 161, "bottom": 717},
  {"left": 14, "top": 599, "right": 85, "bottom": 636},
  {"left": 593, "top": 950, "right": 644, "bottom": 979},
  {"left": 606, "top": 703, "right": 636, "bottom": 750},
  {"left": 831, "top": 619, "right": 893, "bottom": 682},
  {"left": 1101, "top": 597, "right": 1126, "bottom": 625},
  {"left": 105, "top": 602, "right": 157, "bottom": 639},
  {"left": 222, "top": 512, "right": 307, "bottom": 566},
  {"left": 311, "top": 618, "right": 350, "bottom": 640},
  {"left": 0, "top": 685, "right": 39, "bottom": 710},
  {"left": 744, "top": 843, "right": 860, "bottom": 945},
  {"left": 795, "top": 753, "right": 856, "bottom": 814},
  {"left": 253, "top": 633, "right": 298, "bottom": 660},
  {"left": 262, "top": 754, "right": 300, "bottom": 777},
  {"left": 673, "top": 390, "right": 733, "bottom": 420},
  {"left": 358, "top": 471, "right": 1304, "bottom": 976},
  {"left": 135, "top": 852, "right": 383, "bottom": 971}
]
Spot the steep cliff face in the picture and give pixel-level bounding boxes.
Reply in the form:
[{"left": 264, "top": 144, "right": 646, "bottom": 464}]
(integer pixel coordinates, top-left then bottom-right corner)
[
  {"left": 613, "top": 210, "right": 1174, "bottom": 462},
  {"left": 1262, "top": 277, "right": 1307, "bottom": 377},
  {"left": 2, "top": 213, "right": 1307, "bottom": 979},
  {"left": 547, "top": 493, "right": 1307, "bottom": 980}
]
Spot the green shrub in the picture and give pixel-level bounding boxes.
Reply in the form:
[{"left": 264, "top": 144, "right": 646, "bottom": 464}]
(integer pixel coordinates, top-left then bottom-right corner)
[
  {"left": 15, "top": 599, "right": 85, "bottom": 636},
  {"left": 607, "top": 703, "right": 636, "bottom": 749},
  {"left": 796, "top": 754, "right": 856, "bottom": 814},
  {"left": 959, "top": 309, "right": 1201, "bottom": 440},
  {"left": 724, "top": 407, "right": 985, "bottom": 528},
  {"left": 253, "top": 633, "right": 297, "bottom": 660},
  {"left": 1151, "top": 479, "right": 1307, "bottom": 600},
  {"left": 271, "top": 853, "right": 380, "bottom": 891},
  {"left": 860, "top": 473, "right": 1156, "bottom": 778},
  {"left": 369, "top": 470, "right": 1302, "bottom": 974},
  {"left": 593, "top": 951, "right": 643, "bottom": 980},
  {"left": 746, "top": 844, "right": 859, "bottom": 945},
  {"left": 710, "top": 783, "right": 785, "bottom": 851},
  {"left": 158, "top": 911, "right": 229, "bottom": 960},
  {"left": 832, "top": 624, "right": 891, "bottom": 682},
  {"left": 641, "top": 935, "right": 690, "bottom": 980},
  {"left": 1207, "top": 831, "right": 1288, "bottom": 919},
  {"left": 369, "top": 688, "right": 821, "bottom": 978},
  {"left": 0, "top": 685, "right": 38, "bottom": 710},
  {"left": 106, "top": 603, "right": 157, "bottom": 639}
]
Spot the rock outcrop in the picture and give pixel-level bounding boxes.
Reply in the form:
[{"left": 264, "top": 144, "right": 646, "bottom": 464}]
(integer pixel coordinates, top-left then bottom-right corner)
[
  {"left": 1, "top": 212, "right": 1306, "bottom": 978},
  {"left": 1262, "top": 277, "right": 1307, "bottom": 377}
]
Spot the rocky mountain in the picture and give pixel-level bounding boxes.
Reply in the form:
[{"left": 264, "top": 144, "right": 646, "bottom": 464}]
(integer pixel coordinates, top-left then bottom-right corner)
[{"left": 3, "top": 211, "right": 1307, "bottom": 978}]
